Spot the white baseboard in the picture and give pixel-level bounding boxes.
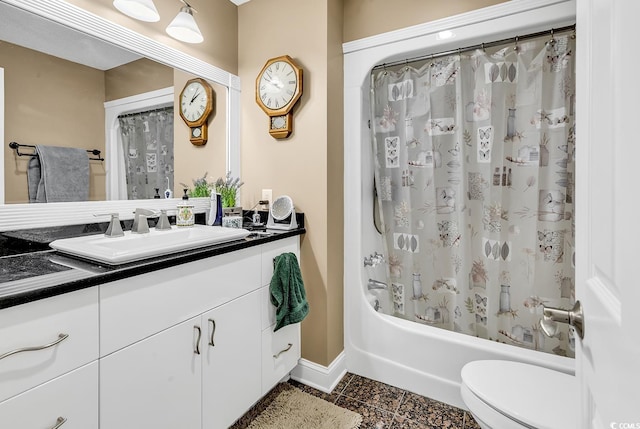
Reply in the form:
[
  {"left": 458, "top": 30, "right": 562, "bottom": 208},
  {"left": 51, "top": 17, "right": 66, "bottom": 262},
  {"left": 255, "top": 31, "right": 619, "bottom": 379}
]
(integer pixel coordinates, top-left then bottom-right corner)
[{"left": 290, "top": 351, "right": 347, "bottom": 394}]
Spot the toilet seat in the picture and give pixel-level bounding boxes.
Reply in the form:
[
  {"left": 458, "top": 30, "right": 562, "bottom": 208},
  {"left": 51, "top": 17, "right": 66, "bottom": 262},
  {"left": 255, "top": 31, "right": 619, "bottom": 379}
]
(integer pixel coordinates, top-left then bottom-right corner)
[{"left": 461, "top": 360, "right": 578, "bottom": 429}]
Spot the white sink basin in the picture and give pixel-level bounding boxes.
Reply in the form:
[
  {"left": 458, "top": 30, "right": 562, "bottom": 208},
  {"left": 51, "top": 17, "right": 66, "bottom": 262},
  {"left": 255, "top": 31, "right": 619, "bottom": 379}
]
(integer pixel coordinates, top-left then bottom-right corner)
[{"left": 50, "top": 225, "right": 250, "bottom": 265}]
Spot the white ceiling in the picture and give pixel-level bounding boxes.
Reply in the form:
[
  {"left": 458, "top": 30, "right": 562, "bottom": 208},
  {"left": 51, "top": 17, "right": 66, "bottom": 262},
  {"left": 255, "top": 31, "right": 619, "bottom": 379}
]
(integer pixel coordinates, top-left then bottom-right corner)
[
  {"left": 229, "top": 0, "right": 251, "bottom": 5},
  {"left": 0, "top": 2, "right": 141, "bottom": 70}
]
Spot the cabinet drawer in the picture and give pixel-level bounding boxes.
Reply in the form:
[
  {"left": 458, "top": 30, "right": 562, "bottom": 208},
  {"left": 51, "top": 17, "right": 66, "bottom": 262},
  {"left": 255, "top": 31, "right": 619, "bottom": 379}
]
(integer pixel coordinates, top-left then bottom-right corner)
[
  {"left": 100, "top": 246, "right": 261, "bottom": 356},
  {"left": 0, "top": 288, "right": 99, "bottom": 403},
  {"left": 0, "top": 361, "right": 98, "bottom": 428},
  {"left": 260, "top": 237, "right": 300, "bottom": 287},
  {"left": 261, "top": 323, "right": 300, "bottom": 394}
]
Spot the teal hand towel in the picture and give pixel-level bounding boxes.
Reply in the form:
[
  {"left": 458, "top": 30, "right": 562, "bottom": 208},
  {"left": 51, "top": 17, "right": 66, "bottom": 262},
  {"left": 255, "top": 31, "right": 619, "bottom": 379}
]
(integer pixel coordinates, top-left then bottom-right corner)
[{"left": 270, "top": 252, "right": 309, "bottom": 332}]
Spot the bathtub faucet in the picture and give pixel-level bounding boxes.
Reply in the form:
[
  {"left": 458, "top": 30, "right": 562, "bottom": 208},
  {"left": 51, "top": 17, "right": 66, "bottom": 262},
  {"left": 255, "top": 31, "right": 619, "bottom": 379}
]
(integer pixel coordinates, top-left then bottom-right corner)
[{"left": 367, "top": 279, "right": 388, "bottom": 290}]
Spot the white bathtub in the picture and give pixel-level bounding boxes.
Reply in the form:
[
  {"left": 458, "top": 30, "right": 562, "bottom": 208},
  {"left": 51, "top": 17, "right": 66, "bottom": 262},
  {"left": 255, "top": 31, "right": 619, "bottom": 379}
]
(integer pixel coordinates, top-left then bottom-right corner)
[{"left": 343, "top": 0, "right": 576, "bottom": 409}]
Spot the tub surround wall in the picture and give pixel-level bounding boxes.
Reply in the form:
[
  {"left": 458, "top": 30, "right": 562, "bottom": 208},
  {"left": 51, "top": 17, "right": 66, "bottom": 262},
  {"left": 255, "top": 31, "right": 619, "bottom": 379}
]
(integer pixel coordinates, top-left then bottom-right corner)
[{"left": 344, "top": 0, "right": 576, "bottom": 408}]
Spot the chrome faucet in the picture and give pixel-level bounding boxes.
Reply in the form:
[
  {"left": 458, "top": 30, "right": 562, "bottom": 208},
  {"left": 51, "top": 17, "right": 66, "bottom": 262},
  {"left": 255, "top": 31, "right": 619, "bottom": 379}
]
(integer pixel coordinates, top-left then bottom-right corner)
[
  {"left": 131, "top": 208, "right": 157, "bottom": 234},
  {"left": 367, "top": 279, "right": 388, "bottom": 290}
]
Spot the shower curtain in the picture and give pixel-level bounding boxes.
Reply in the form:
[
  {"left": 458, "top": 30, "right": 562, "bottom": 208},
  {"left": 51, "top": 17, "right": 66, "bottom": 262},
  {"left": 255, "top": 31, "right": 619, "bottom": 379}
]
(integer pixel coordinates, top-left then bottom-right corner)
[
  {"left": 370, "top": 31, "right": 576, "bottom": 357},
  {"left": 118, "top": 106, "right": 174, "bottom": 200}
]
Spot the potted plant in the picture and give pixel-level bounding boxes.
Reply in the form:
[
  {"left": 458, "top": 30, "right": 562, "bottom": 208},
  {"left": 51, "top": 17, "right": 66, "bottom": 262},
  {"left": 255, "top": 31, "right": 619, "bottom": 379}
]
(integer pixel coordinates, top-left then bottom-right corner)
[{"left": 215, "top": 172, "right": 244, "bottom": 216}]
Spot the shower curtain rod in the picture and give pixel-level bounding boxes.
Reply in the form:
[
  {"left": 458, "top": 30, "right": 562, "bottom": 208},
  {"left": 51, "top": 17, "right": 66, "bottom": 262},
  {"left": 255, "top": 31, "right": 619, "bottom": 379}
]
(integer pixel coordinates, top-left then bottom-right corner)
[{"left": 372, "top": 24, "right": 576, "bottom": 71}]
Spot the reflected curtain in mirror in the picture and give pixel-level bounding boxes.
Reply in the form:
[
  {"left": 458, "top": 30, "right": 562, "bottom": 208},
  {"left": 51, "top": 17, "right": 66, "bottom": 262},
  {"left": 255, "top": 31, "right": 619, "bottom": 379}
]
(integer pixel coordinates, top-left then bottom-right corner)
[{"left": 117, "top": 107, "right": 174, "bottom": 200}]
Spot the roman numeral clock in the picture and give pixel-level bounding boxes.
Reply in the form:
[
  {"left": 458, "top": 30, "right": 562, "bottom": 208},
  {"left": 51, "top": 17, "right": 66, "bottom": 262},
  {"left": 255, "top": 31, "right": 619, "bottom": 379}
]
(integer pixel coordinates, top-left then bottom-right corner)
[
  {"left": 255, "top": 55, "right": 303, "bottom": 139},
  {"left": 179, "top": 77, "right": 214, "bottom": 146}
]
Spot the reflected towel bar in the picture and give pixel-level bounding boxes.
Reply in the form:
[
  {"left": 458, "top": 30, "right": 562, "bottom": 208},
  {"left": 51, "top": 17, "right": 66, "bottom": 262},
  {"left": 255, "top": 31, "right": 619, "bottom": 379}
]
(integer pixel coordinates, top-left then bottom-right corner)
[{"left": 9, "top": 141, "right": 104, "bottom": 161}]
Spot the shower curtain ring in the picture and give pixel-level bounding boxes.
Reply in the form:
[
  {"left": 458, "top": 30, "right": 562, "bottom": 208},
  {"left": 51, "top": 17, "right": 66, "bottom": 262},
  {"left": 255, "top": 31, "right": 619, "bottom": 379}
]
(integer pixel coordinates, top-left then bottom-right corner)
[
  {"left": 514, "top": 36, "right": 519, "bottom": 51},
  {"left": 481, "top": 43, "right": 485, "bottom": 52}
]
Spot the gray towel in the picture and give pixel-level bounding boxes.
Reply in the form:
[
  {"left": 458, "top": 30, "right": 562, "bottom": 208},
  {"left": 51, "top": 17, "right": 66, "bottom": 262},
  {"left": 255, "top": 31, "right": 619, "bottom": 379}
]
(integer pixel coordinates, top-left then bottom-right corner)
[{"left": 27, "top": 145, "right": 90, "bottom": 203}]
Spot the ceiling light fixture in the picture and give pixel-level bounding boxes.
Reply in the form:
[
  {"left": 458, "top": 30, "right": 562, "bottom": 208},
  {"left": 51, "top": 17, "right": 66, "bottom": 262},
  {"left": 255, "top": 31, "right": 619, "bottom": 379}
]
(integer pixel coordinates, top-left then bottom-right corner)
[
  {"left": 113, "top": 0, "right": 160, "bottom": 22},
  {"left": 166, "top": 1, "right": 204, "bottom": 44}
]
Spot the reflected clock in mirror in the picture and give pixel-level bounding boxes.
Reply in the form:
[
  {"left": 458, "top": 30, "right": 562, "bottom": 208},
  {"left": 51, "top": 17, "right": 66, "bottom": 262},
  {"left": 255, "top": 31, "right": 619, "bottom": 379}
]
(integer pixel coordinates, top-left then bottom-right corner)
[{"left": 179, "top": 77, "right": 214, "bottom": 146}]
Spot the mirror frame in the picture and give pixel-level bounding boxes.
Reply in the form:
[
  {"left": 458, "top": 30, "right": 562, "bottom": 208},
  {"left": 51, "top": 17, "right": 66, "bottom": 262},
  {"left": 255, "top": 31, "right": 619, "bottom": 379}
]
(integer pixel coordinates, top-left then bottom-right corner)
[{"left": 0, "top": 0, "right": 240, "bottom": 231}]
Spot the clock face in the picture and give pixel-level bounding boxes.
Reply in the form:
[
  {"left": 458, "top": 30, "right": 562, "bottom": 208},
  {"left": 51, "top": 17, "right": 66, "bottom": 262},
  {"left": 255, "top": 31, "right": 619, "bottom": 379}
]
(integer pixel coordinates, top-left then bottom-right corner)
[
  {"left": 258, "top": 61, "right": 297, "bottom": 111},
  {"left": 180, "top": 81, "right": 209, "bottom": 122}
]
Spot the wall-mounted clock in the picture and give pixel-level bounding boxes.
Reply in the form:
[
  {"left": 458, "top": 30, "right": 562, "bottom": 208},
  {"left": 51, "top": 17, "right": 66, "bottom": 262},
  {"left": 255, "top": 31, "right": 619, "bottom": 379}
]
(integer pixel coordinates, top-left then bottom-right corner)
[
  {"left": 179, "top": 77, "right": 214, "bottom": 146},
  {"left": 255, "top": 55, "right": 303, "bottom": 139}
]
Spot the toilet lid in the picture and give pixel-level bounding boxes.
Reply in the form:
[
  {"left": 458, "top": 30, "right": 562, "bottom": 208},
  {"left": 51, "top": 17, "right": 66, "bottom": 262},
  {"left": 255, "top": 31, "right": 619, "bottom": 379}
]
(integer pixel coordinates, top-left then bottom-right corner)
[{"left": 461, "top": 360, "right": 578, "bottom": 429}]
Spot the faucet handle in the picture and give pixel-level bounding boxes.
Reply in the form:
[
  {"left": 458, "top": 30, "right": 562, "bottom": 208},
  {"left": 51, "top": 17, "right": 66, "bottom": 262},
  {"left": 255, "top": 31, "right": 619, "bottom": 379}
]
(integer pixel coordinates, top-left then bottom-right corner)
[
  {"left": 94, "top": 213, "right": 124, "bottom": 238},
  {"left": 156, "top": 209, "right": 172, "bottom": 231}
]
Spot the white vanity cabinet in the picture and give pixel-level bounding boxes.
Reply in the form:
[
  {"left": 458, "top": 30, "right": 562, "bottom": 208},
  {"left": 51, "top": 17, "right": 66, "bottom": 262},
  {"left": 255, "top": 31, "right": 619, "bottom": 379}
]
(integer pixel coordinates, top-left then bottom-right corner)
[
  {"left": 99, "top": 236, "right": 301, "bottom": 429},
  {"left": 0, "top": 288, "right": 99, "bottom": 427}
]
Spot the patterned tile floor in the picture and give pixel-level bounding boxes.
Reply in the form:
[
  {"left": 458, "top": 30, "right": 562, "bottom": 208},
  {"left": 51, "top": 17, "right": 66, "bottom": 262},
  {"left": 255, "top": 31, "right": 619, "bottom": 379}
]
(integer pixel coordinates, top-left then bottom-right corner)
[{"left": 231, "top": 372, "right": 481, "bottom": 429}]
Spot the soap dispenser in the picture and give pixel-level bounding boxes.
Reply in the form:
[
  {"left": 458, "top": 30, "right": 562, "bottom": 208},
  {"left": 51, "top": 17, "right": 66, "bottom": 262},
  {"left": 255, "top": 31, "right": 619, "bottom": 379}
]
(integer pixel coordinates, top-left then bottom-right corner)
[{"left": 176, "top": 189, "right": 194, "bottom": 227}]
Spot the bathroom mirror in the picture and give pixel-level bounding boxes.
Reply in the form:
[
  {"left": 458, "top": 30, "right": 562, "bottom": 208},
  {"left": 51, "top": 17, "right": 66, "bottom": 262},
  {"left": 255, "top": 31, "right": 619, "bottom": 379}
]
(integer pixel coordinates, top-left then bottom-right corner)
[{"left": 0, "top": 0, "right": 239, "bottom": 208}]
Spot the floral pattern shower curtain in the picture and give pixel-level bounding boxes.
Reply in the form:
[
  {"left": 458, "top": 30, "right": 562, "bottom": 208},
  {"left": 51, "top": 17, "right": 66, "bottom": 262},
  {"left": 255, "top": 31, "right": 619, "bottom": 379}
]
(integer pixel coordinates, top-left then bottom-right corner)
[
  {"left": 370, "top": 31, "right": 576, "bottom": 357},
  {"left": 118, "top": 106, "right": 174, "bottom": 200}
]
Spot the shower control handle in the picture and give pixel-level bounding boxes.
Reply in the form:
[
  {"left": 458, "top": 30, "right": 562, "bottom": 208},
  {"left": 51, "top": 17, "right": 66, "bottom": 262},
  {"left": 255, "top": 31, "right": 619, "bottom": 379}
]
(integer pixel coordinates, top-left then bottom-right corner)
[{"left": 540, "top": 301, "right": 584, "bottom": 339}]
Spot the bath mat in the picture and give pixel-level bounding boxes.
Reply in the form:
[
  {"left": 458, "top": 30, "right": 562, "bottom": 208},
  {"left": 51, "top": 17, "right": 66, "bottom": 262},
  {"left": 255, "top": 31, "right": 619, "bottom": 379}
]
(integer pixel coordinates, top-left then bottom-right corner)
[{"left": 246, "top": 387, "right": 362, "bottom": 429}]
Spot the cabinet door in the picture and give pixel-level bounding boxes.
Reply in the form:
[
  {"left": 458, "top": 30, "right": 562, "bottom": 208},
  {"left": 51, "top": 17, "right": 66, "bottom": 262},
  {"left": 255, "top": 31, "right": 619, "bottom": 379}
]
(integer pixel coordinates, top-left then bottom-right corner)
[
  {"left": 100, "top": 317, "right": 202, "bottom": 429},
  {"left": 202, "top": 290, "right": 262, "bottom": 429},
  {"left": 0, "top": 362, "right": 98, "bottom": 428}
]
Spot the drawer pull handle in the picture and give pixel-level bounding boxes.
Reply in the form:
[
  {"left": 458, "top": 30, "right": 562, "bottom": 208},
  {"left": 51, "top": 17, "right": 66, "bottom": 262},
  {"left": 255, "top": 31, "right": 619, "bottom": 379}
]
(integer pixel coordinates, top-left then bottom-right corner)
[
  {"left": 194, "top": 326, "right": 201, "bottom": 355},
  {"left": 273, "top": 343, "right": 293, "bottom": 359},
  {"left": 208, "top": 318, "right": 216, "bottom": 347},
  {"left": 0, "top": 333, "right": 69, "bottom": 362},
  {"left": 50, "top": 417, "right": 67, "bottom": 429}
]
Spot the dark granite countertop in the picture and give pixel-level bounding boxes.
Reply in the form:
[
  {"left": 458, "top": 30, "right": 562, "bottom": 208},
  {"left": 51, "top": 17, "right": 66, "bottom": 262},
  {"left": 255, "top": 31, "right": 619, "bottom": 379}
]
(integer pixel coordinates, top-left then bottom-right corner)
[{"left": 0, "top": 212, "right": 305, "bottom": 310}]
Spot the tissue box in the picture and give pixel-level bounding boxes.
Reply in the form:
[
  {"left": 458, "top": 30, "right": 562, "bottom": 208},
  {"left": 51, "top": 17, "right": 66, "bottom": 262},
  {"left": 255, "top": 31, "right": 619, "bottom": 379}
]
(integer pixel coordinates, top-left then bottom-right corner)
[{"left": 222, "top": 215, "right": 243, "bottom": 229}]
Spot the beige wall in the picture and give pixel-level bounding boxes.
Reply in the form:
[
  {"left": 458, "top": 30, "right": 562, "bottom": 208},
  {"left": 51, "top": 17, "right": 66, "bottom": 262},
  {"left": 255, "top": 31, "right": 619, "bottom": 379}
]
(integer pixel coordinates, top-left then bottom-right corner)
[
  {"left": 343, "top": 0, "right": 508, "bottom": 42},
  {"left": 2, "top": 41, "right": 106, "bottom": 204},
  {"left": 239, "top": 0, "right": 336, "bottom": 365},
  {"left": 105, "top": 58, "right": 173, "bottom": 102}
]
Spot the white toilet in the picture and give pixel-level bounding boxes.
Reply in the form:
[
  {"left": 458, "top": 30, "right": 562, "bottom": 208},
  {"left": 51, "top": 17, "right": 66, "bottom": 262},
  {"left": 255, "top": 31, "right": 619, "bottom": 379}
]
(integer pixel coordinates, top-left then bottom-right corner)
[{"left": 461, "top": 360, "right": 578, "bottom": 429}]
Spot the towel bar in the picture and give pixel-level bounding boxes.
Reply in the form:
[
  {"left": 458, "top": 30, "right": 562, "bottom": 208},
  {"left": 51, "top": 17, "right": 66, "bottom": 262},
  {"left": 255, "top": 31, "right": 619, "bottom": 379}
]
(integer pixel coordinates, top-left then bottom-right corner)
[{"left": 9, "top": 141, "right": 104, "bottom": 161}]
